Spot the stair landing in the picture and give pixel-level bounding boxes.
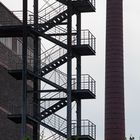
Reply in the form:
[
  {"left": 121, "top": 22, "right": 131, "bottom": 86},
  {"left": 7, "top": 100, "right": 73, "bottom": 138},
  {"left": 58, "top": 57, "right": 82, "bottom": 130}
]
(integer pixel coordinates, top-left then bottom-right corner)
[
  {"left": 71, "top": 135, "right": 95, "bottom": 140},
  {"left": 72, "top": 45, "right": 95, "bottom": 56},
  {"left": 72, "top": 89, "right": 95, "bottom": 99},
  {"left": 57, "top": 0, "right": 96, "bottom": 12},
  {"left": 7, "top": 114, "right": 35, "bottom": 125}
]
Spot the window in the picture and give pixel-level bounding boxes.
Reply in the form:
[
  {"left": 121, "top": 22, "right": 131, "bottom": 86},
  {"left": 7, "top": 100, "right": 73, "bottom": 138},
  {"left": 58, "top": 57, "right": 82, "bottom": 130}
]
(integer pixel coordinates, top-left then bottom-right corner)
[
  {"left": 17, "top": 39, "right": 22, "bottom": 56},
  {"left": 0, "top": 37, "right": 12, "bottom": 50}
]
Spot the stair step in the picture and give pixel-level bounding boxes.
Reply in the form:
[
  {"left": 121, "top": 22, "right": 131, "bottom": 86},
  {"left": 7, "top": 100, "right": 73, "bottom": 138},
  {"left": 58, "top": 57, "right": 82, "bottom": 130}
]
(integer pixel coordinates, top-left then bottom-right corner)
[
  {"left": 38, "top": 10, "right": 68, "bottom": 32},
  {"left": 41, "top": 54, "right": 68, "bottom": 76},
  {"left": 40, "top": 89, "right": 96, "bottom": 119},
  {"left": 41, "top": 100, "right": 67, "bottom": 119}
]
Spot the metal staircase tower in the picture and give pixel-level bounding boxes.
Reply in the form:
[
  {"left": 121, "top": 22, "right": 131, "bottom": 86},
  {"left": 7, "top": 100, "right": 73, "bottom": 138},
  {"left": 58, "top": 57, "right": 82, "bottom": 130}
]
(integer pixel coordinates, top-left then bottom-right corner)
[{"left": 0, "top": 0, "right": 96, "bottom": 140}]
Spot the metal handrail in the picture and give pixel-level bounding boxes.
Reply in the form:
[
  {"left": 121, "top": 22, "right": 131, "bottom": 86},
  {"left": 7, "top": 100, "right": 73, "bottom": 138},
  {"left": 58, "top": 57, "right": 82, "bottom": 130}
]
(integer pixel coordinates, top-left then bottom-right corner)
[
  {"left": 72, "top": 29, "right": 96, "bottom": 52},
  {"left": 39, "top": 2, "right": 67, "bottom": 22},
  {"left": 41, "top": 45, "right": 67, "bottom": 69},
  {"left": 41, "top": 74, "right": 96, "bottom": 99},
  {"left": 41, "top": 29, "right": 96, "bottom": 71},
  {"left": 39, "top": 1, "right": 57, "bottom": 13},
  {"left": 42, "top": 112, "right": 67, "bottom": 135},
  {"left": 40, "top": 73, "right": 96, "bottom": 112},
  {"left": 72, "top": 119, "right": 96, "bottom": 139},
  {"left": 72, "top": 74, "right": 96, "bottom": 94},
  {"left": 43, "top": 119, "right": 96, "bottom": 140}
]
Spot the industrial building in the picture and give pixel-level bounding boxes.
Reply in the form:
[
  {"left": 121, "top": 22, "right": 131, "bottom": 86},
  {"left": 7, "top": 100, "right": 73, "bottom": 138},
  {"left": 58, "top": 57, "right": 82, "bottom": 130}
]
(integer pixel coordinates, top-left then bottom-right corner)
[{"left": 0, "top": 0, "right": 96, "bottom": 140}]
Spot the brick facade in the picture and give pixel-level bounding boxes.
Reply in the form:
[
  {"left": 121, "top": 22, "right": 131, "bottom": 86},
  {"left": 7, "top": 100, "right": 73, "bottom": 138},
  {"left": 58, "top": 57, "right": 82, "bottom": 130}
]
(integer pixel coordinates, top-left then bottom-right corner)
[{"left": 0, "top": 2, "right": 34, "bottom": 140}]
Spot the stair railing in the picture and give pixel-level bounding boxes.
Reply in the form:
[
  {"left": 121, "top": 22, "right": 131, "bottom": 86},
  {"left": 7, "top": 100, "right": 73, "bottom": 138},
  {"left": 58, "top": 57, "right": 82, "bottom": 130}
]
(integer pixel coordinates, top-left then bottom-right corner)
[
  {"left": 39, "top": 1, "right": 67, "bottom": 23},
  {"left": 72, "top": 74, "right": 96, "bottom": 94},
  {"left": 45, "top": 133, "right": 65, "bottom": 140},
  {"left": 40, "top": 73, "right": 96, "bottom": 112},
  {"left": 40, "top": 107, "right": 67, "bottom": 134},
  {"left": 41, "top": 44, "right": 67, "bottom": 69},
  {"left": 71, "top": 119, "right": 96, "bottom": 139},
  {"left": 40, "top": 28, "right": 79, "bottom": 70},
  {"left": 72, "top": 29, "right": 96, "bottom": 52}
]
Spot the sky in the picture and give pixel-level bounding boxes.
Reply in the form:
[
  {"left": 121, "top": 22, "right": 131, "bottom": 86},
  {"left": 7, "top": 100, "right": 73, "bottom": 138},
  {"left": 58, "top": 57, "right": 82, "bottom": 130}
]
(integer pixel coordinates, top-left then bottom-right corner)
[{"left": 0, "top": 0, "right": 140, "bottom": 140}]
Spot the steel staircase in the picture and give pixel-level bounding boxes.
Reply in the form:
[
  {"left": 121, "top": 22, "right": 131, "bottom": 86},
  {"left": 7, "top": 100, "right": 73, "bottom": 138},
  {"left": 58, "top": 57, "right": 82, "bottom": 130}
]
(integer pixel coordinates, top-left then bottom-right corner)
[
  {"left": 39, "top": 104, "right": 96, "bottom": 140},
  {"left": 38, "top": 10, "right": 68, "bottom": 32},
  {"left": 5, "top": 0, "right": 96, "bottom": 140},
  {"left": 40, "top": 29, "right": 96, "bottom": 77},
  {"left": 40, "top": 42, "right": 68, "bottom": 76},
  {"left": 40, "top": 112, "right": 67, "bottom": 138},
  {"left": 41, "top": 53, "right": 69, "bottom": 76},
  {"left": 39, "top": 70, "right": 96, "bottom": 122},
  {"left": 41, "top": 98, "right": 68, "bottom": 119},
  {"left": 36, "top": 1, "right": 69, "bottom": 33},
  {"left": 39, "top": 110, "right": 96, "bottom": 140},
  {"left": 38, "top": 1, "right": 96, "bottom": 137}
]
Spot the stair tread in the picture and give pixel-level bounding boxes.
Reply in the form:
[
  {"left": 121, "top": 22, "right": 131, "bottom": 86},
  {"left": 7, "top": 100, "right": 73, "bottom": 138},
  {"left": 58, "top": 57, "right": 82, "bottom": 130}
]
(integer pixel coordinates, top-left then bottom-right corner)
[
  {"left": 41, "top": 54, "right": 69, "bottom": 76},
  {"left": 38, "top": 10, "right": 68, "bottom": 32}
]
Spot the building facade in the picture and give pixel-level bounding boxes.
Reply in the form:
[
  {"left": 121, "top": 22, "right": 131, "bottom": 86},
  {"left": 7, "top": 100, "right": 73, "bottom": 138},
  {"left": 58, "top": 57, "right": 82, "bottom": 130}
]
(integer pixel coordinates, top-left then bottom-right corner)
[{"left": 0, "top": 2, "right": 33, "bottom": 140}]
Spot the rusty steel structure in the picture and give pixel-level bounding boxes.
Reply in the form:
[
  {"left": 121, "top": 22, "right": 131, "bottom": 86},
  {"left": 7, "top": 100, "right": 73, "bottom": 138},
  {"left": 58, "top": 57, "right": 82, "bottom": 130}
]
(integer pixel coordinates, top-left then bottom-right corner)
[
  {"left": 105, "top": 0, "right": 125, "bottom": 140},
  {"left": 0, "top": 0, "right": 96, "bottom": 140}
]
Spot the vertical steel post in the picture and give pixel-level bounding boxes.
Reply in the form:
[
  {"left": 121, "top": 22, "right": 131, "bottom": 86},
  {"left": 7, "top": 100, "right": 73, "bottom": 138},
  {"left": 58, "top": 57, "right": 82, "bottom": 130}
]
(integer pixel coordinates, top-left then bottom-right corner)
[
  {"left": 67, "top": 0, "right": 72, "bottom": 139},
  {"left": 33, "top": 0, "right": 39, "bottom": 140},
  {"left": 76, "top": 11, "right": 81, "bottom": 136},
  {"left": 21, "top": 0, "right": 28, "bottom": 139},
  {"left": 105, "top": 0, "right": 125, "bottom": 140}
]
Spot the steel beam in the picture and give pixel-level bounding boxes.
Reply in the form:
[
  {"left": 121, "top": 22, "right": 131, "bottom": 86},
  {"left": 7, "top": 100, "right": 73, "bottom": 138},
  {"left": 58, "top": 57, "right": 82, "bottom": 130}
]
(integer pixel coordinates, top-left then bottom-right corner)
[
  {"left": 33, "top": 0, "right": 39, "bottom": 140},
  {"left": 27, "top": 89, "right": 62, "bottom": 93},
  {"left": 21, "top": 0, "right": 28, "bottom": 139},
  {"left": 76, "top": 11, "right": 82, "bottom": 136},
  {"left": 67, "top": 0, "right": 72, "bottom": 139}
]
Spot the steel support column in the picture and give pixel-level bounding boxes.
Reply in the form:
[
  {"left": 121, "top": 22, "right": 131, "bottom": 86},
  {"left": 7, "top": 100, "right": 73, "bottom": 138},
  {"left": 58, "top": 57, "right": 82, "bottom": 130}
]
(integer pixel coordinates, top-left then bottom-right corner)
[
  {"left": 76, "top": 12, "right": 81, "bottom": 136},
  {"left": 21, "top": 0, "right": 28, "bottom": 139},
  {"left": 67, "top": 0, "right": 72, "bottom": 139},
  {"left": 33, "top": 0, "right": 39, "bottom": 140}
]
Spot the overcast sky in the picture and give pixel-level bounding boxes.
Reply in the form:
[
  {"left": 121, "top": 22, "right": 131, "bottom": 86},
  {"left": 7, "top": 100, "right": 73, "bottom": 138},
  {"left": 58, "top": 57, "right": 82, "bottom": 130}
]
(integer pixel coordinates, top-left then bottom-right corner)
[{"left": 1, "top": 0, "right": 140, "bottom": 140}]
